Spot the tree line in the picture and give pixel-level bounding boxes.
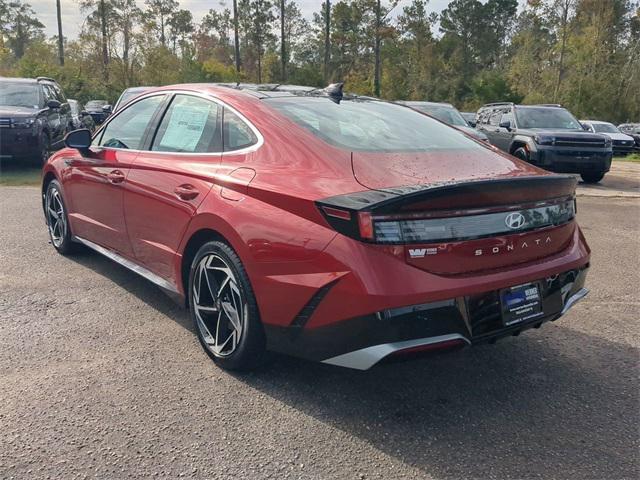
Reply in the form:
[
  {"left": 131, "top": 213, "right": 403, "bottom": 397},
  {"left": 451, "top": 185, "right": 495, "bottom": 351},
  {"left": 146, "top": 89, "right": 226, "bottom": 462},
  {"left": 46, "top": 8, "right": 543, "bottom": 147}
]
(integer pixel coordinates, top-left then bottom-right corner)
[{"left": 0, "top": 0, "right": 638, "bottom": 122}]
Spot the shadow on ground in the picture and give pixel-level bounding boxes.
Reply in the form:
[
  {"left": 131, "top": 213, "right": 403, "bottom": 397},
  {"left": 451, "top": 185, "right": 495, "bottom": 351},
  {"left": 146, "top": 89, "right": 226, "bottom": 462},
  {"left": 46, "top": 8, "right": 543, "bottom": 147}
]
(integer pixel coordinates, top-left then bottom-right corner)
[{"left": 68, "top": 247, "right": 639, "bottom": 480}]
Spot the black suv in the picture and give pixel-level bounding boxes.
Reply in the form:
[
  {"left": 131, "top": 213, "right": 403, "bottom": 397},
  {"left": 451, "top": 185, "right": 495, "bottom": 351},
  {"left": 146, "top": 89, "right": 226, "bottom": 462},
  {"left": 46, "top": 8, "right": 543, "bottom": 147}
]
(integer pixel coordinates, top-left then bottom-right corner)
[
  {"left": 476, "top": 103, "right": 613, "bottom": 183},
  {"left": 0, "top": 76, "right": 73, "bottom": 164}
]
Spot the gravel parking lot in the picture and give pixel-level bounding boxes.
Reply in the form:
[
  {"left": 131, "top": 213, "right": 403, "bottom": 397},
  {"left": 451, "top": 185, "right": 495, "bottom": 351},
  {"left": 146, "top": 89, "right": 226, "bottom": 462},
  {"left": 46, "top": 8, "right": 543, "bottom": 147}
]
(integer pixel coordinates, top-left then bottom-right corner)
[{"left": 1, "top": 177, "right": 638, "bottom": 479}]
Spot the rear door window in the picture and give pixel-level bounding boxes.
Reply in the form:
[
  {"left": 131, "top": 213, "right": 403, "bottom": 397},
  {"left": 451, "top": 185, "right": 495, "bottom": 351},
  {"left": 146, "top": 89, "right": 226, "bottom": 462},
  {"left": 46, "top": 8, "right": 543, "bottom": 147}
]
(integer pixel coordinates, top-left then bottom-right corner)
[{"left": 151, "top": 95, "right": 221, "bottom": 153}]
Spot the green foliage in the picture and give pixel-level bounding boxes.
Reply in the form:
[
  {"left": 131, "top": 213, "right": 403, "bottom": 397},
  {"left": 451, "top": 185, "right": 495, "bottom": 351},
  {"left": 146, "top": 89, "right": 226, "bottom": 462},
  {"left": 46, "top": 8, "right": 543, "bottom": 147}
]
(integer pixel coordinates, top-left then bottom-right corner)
[{"left": 0, "top": 0, "right": 638, "bottom": 123}]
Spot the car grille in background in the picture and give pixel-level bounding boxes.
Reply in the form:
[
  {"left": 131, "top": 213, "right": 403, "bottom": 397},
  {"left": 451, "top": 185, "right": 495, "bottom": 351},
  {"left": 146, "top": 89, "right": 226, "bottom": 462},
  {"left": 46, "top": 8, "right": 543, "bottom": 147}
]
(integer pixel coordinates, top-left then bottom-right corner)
[
  {"left": 613, "top": 140, "right": 633, "bottom": 146},
  {"left": 374, "top": 199, "right": 575, "bottom": 244},
  {"left": 554, "top": 137, "right": 606, "bottom": 148},
  {"left": 0, "top": 118, "right": 11, "bottom": 128}
]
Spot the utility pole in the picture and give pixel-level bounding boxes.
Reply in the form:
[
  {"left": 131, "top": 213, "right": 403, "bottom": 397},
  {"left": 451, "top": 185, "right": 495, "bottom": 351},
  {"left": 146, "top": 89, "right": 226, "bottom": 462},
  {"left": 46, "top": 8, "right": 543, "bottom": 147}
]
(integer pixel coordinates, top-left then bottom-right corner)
[
  {"left": 56, "top": 0, "right": 64, "bottom": 65},
  {"left": 100, "top": 0, "right": 109, "bottom": 80},
  {"left": 324, "top": 0, "right": 330, "bottom": 83},
  {"left": 233, "top": 0, "right": 241, "bottom": 76},
  {"left": 280, "top": 0, "right": 286, "bottom": 81}
]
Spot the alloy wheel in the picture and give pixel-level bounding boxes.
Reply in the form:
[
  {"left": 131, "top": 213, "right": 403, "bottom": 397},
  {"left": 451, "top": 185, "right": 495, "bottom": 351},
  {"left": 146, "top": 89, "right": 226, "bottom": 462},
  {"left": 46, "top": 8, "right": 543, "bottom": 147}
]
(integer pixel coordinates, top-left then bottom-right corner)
[
  {"left": 46, "top": 187, "right": 67, "bottom": 248},
  {"left": 193, "top": 254, "right": 246, "bottom": 357}
]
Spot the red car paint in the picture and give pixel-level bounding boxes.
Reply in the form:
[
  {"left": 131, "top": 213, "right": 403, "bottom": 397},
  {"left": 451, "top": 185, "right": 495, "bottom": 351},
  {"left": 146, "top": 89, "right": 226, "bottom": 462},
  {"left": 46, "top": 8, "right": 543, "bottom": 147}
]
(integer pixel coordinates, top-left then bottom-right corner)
[{"left": 43, "top": 84, "right": 590, "bottom": 369}]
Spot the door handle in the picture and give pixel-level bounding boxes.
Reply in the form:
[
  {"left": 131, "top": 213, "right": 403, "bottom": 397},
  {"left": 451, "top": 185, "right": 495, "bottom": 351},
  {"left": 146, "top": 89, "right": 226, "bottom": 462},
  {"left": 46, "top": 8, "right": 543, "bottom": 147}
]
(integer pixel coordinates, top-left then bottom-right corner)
[
  {"left": 174, "top": 184, "right": 199, "bottom": 201},
  {"left": 107, "top": 170, "right": 125, "bottom": 184}
]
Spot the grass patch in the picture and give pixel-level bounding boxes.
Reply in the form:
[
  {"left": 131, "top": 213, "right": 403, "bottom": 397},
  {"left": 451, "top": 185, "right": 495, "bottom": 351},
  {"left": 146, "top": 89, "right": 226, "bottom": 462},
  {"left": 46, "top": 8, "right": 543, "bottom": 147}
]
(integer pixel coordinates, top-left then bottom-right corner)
[
  {"left": 0, "top": 167, "right": 42, "bottom": 186},
  {"left": 616, "top": 153, "right": 640, "bottom": 163}
]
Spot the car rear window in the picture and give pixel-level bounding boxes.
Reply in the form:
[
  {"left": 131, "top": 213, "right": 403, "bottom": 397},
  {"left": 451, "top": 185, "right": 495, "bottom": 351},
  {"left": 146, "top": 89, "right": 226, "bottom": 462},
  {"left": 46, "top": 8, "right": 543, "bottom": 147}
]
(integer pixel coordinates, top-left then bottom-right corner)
[{"left": 266, "top": 97, "right": 484, "bottom": 152}]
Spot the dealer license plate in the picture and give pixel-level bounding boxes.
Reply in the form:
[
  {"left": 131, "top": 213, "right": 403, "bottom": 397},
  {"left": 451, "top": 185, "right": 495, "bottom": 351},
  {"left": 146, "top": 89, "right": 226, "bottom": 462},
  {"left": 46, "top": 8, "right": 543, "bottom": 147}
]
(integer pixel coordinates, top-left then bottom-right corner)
[{"left": 500, "top": 283, "right": 544, "bottom": 326}]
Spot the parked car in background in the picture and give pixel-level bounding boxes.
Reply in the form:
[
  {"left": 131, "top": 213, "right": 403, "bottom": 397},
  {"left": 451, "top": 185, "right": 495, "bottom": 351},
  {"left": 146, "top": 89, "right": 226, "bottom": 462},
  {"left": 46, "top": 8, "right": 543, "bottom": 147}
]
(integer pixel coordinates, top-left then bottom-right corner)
[
  {"left": 84, "top": 100, "right": 112, "bottom": 124},
  {"left": 476, "top": 103, "right": 612, "bottom": 183},
  {"left": 618, "top": 123, "right": 640, "bottom": 151},
  {"left": 0, "top": 76, "right": 72, "bottom": 164},
  {"left": 43, "top": 83, "right": 590, "bottom": 371},
  {"left": 113, "top": 86, "right": 156, "bottom": 112},
  {"left": 461, "top": 111, "right": 477, "bottom": 127},
  {"left": 580, "top": 120, "right": 635, "bottom": 156},
  {"left": 398, "top": 101, "right": 489, "bottom": 142},
  {"left": 68, "top": 99, "right": 96, "bottom": 132}
]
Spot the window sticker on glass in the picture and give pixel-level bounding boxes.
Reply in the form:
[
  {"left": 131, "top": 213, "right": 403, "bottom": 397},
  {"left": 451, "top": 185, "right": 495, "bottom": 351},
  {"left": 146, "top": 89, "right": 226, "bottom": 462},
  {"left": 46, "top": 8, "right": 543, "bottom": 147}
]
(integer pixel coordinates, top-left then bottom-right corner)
[{"left": 157, "top": 101, "right": 212, "bottom": 152}]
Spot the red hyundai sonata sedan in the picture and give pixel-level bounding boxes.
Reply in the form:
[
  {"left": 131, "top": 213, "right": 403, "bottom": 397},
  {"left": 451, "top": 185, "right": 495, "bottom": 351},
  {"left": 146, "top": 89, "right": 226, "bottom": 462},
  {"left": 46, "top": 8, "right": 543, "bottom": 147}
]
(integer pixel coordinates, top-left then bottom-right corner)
[{"left": 42, "top": 84, "right": 590, "bottom": 370}]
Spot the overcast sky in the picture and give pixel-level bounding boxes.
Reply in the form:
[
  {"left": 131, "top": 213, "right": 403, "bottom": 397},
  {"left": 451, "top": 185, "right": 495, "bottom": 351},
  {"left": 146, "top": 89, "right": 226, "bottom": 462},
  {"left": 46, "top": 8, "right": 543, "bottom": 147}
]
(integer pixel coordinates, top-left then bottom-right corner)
[{"left": 33, "top": 0, "right": 459, "bottom": 40}]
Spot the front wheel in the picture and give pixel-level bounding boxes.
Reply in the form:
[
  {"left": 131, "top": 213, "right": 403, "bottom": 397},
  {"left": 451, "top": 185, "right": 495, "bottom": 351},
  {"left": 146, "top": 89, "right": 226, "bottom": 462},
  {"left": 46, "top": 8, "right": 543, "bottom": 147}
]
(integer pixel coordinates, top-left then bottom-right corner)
[
  {"left": 188, "top": 241, "right": 266, "bottom": 371},
  {"left": 580, "top": 172, "right": 605, "bottom": 184},
  {"left": 513, "top": 147, "right": 529, "bottom": 162},
  {"left": 38, "top": 132, "right": 51, "bottom": 165},
  {"left": 45, "top": 180, "right": 77, "bottom": 255}
]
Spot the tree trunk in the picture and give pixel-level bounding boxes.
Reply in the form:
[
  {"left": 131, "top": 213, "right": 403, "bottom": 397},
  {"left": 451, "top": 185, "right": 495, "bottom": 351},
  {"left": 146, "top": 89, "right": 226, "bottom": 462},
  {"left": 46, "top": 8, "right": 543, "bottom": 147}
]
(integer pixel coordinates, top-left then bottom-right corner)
[
  {"left": 374, "top": 0, "right": 381, "bottom": 97},
  {"left": 324, "top": 0, "right": 330, "bottom": 83},
  {"left": 280, "top": 0, "right": 286, "bottom": 81},
  {"left": 56, "top": 0, "right": 64, "bottom": 66},
  {"left": 233, "top": 0, "right": 241, "bottom": 75},
  {"left": 160, "top": 14, "right": 166, "bottom": 47},
  {"left": 100, "top": 0, "right": 109, "bottom": 80},
  {"left": 554, "top": 0, "right": 571, "bottom": 102}
]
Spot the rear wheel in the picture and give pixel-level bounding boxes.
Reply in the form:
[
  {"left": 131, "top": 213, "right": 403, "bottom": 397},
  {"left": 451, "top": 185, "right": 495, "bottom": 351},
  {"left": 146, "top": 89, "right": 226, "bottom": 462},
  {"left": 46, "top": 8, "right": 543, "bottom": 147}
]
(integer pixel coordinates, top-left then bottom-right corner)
[
  {"left": 580, "top": 172, "right": 605, "bottom": 184},
  {"left": 45, "top": 180, "right": 77, "bottom": 255},
  {"left": 188, "top": 241, "right": 266, "bottom": 371},
  {"left": 513, "top": 147, "right": 529, "bottom": 162}
]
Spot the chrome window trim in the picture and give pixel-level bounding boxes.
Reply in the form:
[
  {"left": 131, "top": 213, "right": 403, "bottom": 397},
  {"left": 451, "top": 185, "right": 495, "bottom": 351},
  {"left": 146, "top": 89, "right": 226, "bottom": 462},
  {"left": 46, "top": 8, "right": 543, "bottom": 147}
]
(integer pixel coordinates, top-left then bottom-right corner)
[{"left": 91, "top": 89, "right": 264, "bottom": 157}]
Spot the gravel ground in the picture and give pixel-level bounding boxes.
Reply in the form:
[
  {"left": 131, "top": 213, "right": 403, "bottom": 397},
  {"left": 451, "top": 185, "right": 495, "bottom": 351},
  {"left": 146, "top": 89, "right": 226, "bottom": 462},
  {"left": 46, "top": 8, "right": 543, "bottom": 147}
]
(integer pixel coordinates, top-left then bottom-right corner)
[{"left": 0, "top": 186, "right": 638, "bottom": 480}]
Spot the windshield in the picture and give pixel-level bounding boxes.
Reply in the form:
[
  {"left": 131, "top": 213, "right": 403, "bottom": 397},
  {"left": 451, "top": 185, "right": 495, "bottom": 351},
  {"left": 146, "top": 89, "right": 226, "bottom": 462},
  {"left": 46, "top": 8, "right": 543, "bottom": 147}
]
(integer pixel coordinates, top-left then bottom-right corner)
[
  {"left": 515, "top": 107, "right": 583, "bottom": 130},
  {"left": 0, "top": 82, "right": 40, "bottom": 108},
  {"left": 410, "top": 104, "right": 468, "bottom": 127},
  {"left": 592, "top": 123, "right": 619, "bottom": 134},
  {"left": 267, "top": 97, "right": 484, "bottom": 153},
  {"left": 86, "top": 100, "right": 107, "bottom": 109}
]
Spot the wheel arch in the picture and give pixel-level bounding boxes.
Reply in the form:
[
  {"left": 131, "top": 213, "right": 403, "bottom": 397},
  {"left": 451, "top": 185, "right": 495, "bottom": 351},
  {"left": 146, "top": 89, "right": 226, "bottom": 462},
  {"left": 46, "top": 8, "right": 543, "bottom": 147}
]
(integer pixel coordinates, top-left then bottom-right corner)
[{"left": 180, "top": 228, "right": 228, "bottom": 307}]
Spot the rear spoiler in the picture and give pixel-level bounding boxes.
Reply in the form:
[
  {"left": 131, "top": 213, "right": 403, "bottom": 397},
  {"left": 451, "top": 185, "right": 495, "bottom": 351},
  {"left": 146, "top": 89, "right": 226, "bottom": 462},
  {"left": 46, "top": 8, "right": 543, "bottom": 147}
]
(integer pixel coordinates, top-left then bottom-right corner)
[
  {"left": 317, "top": 174, "right": 577, "bottom": 214},
  {"left": 316, "top": 175, "right": 577, "bottom": 242}
]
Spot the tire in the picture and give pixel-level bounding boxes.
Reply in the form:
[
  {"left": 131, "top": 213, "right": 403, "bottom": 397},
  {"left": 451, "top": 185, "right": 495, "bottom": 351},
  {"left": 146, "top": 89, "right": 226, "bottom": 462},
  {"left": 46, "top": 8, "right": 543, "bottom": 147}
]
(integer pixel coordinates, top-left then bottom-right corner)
[
  {"left": 580, "top": 172, "right": 605, "bottom": 184},
  {"left": 44, "top": 180, "right": 77, "bottom": 255},
  {"left": 513, "top": 147, "right": 529, "bottom": 162},
  {"left": 38, "top": 132, "right": 51, "bottom": 166},
  {"left": 188, "top": 240, "right": 266, "bottom": 371}
]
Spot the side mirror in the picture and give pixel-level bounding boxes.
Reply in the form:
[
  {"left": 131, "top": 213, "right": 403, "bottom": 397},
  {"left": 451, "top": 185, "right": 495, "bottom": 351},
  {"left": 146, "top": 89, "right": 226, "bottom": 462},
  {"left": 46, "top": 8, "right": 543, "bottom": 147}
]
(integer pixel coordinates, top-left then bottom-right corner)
[
  {"left": 64, "top": 129, "right": 92, "bottom": 153},
  {"left": 102, "top": 105, "right": 113, "bottom": 114},
  {"left": 47, "top": 99, "right": 61, "bottom": 109},
  {"left": 468, "top": 120, "right": 476, "bottom": 128},
  {"left": 499, "top": 120, "right": 511, "bottom": 130}
]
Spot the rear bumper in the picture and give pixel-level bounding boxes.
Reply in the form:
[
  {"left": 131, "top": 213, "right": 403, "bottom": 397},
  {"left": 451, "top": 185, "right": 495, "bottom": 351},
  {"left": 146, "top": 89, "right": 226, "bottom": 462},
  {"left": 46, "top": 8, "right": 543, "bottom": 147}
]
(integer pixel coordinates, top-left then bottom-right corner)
[{"left": 265, "top": 266, "right": 588, "bottom": 369}]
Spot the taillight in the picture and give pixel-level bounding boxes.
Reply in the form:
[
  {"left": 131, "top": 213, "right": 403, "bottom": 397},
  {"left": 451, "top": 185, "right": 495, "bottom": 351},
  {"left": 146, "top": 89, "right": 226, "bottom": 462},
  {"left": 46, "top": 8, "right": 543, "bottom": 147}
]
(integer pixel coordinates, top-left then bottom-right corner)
[
  {"left": 357, "top": 212, "right": 374, "bottom": 240},
  {"left": 317, "top": 199, "right": 575, "bottom": 244}
]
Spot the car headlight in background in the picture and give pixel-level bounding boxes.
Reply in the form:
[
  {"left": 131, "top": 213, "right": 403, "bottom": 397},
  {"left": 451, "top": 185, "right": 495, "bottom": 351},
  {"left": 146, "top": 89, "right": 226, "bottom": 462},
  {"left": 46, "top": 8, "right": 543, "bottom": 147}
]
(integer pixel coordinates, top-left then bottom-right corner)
[
  {"left": 13, "top": 118, "right": 36, "bottom": 129},
  {"left": 533, "top": 134, "right": 555, "bottom": 145}
]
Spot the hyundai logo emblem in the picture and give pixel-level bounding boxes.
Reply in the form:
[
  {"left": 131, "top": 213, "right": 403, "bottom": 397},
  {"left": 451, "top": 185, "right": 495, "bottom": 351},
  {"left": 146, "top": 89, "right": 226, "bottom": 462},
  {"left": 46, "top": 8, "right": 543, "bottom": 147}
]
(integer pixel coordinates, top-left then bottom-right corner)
[{"left": 505, "top": 212, "right": 526, "bottom": 230}]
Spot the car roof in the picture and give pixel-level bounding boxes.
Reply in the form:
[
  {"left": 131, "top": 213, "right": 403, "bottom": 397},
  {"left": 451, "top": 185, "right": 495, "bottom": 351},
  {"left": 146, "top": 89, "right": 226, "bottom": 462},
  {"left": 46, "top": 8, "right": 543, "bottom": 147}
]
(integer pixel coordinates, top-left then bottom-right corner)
[
  {"left": 0, "top": 77, "right": 38, "bottom": 83},
  {"left": 123, "top": 86, "right": 155, "bottom": 93},
  {"left": 147, "top": 83, "right": 382, "bottom": 105},
  {"left": 399, "top": 101, "right": 456, "bottom": 109},
  {"left": 581, "top": 120, "right": 612, "bottom": 125}
]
